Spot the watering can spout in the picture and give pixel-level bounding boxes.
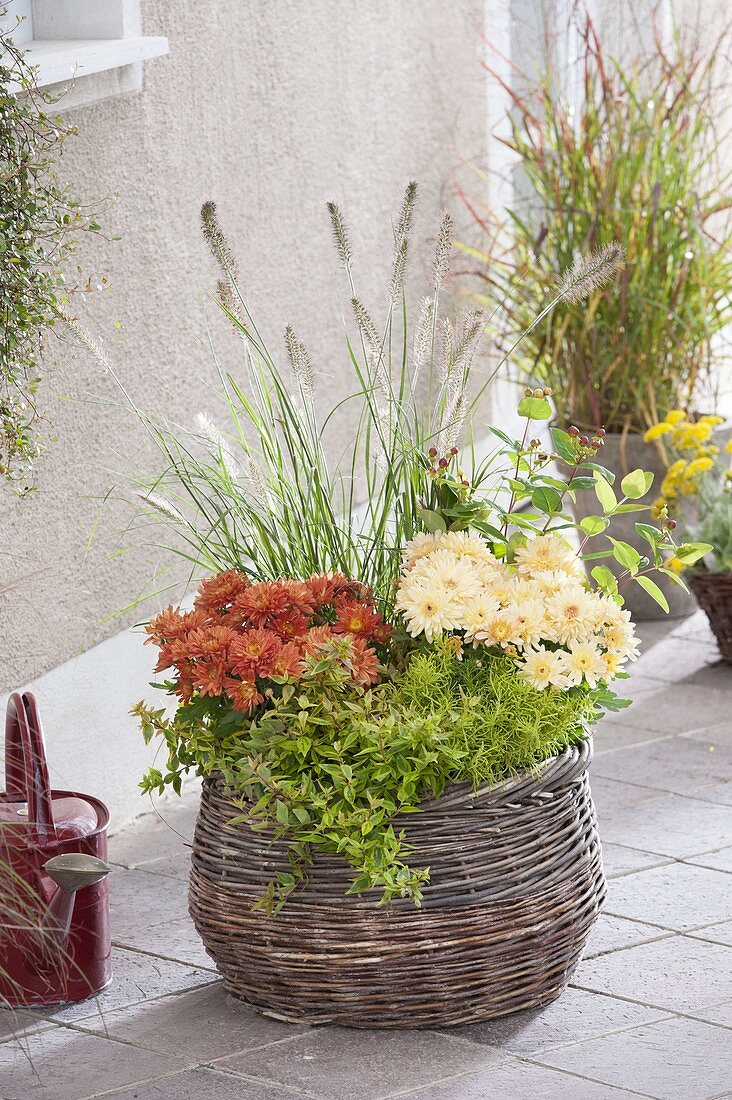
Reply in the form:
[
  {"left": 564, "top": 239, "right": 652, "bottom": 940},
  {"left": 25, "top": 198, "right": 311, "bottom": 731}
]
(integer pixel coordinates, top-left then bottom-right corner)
[{"left": 43, "top": 854, "right": 111, "bottom": 950}]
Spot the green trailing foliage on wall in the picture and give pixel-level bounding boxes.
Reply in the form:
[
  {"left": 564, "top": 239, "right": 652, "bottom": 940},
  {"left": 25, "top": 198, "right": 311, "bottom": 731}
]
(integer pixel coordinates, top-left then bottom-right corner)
[{"left": 0, "top": 18, "right": 103, "bottom": 492}]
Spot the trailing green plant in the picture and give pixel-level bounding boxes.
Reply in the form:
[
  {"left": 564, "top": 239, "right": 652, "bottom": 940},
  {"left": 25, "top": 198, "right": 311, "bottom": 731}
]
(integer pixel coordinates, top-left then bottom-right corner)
[
  {"left": 459, "top": 13, "right": 732, "bottom": 434},
  {"left": 0, "top": 17, "right": 103, "bottom": 490}
]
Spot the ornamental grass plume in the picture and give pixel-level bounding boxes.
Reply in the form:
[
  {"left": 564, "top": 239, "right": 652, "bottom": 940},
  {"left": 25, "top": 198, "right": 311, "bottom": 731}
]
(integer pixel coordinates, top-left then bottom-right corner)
[
  {"left": 459, "top": 12, "right": 732, "bottom": 433},
  {"left": 73, "top": 182, "right": 618, "bottom": 610}
]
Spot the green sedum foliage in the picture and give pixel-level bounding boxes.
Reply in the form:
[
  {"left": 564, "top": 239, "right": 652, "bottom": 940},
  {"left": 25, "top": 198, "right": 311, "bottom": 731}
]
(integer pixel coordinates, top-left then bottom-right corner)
[
  {"left": 136, "top": 639, "right": 596, "bottom": 910},
  {"left": 398, "top": 644, "right": 596, "bottom": 790}
]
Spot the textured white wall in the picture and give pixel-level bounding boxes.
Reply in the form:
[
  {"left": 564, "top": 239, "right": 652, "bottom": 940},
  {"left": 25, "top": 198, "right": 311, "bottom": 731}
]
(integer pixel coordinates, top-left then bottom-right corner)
[
  {"left": 1, "top": 0, "right": 488, "bottom": 690},
  {"left": 0, "top": 0, "right": 489, "bottom": 825}
]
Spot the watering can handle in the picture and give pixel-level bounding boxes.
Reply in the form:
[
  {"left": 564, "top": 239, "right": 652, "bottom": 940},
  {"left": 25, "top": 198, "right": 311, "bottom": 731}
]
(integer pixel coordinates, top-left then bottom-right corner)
[{"left": 5, "top": 692, "right": 56, "bottom": 843}]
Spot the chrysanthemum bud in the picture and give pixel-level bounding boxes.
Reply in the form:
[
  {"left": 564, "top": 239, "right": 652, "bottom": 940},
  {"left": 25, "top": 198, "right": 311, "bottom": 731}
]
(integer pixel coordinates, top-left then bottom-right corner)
[
  {"left": 579, "top": 435, "right": 589, "bottom": 447},
  {"left": 568, "top": 426, "right": 580, "bottom": 437},
  {"left": 525, "top": 388, "right": 533, "bottom": 397},
  {"left": 667, "top": 519, "right": 677, "bottom": 530},
  {"left": 428, "top": 447, "right": 437, "bottom": 457},
  {"left": 450, "top": 447, "right": 459, "bottom": 456},
  {"left": 533, "top": 388, "right": 543, "bottom": 398},
  {"left": 438, "top": 458, "right": 448, "bottom": 469}
]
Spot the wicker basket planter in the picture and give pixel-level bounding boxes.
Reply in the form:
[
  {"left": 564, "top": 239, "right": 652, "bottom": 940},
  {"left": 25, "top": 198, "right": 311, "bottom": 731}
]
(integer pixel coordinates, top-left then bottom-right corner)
[
  {"left": 688, "top": 565, "right": 732, "bottom": 663},
  {"left": 189, "top": 737, "right": 605, "bottom": 1028}
]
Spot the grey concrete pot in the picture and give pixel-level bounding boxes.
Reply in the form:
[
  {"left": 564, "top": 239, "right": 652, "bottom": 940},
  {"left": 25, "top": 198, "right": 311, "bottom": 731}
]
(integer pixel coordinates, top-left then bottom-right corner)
[{"left": 571, "top": 432, "right": 697, "bottom": 621}]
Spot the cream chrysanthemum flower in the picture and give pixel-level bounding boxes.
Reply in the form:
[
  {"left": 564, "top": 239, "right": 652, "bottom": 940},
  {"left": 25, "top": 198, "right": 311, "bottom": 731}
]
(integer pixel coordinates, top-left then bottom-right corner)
[
  {"left": 473, "top": 608, "right": 524, "bottom": 648},
  {"left": 401, "top": 532, "right": 442, "bottom": 566},
  {"left": 545, "top": 587, "right": 598, "bottom": 645},
  {"left": 514, "top": 598, "right": 549, "bottom": 650},
  {"left": 417, "top": 549, "right": 483, "bottom": 604},
  {"left": 460, "top": 594, "right": 502, "bottom": 641},
  {"left": 530, "top": 569, "right": 575, "bottom": 596},
  {"left": 482, "top": 568, "right": 519, "bottom": 606},
  {"left": 441, "top": 531, "right": 499, "bottom": 565},
  {"left": 395, "top": 581, "right": 462, "bottom": 642},
  {"left": 601, "top": 617, "right": 640, "bottom": 661},
  {"left": 514, "top": 534, "right": 581, "bottom": 577},
  {"left": 600, "top": 650, "right": 625, "bottom": 680},
  {"left": 520, "top": 646, "right": 568, "bottom": 691},
  {"left": 560, "top": 642, "right": 607, "bottom": 687}
]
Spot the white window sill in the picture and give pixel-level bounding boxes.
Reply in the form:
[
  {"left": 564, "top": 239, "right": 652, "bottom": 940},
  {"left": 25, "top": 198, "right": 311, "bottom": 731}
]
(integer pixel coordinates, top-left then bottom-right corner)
[{"left": 9, "top": 35, "right": 168, "bottom": 90}]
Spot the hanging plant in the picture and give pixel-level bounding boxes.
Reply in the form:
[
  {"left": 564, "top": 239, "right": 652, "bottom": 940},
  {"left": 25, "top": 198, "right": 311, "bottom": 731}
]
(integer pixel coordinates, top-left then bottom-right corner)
[{"left": 0, "top": 19, "right": 103, "bottom": 492}]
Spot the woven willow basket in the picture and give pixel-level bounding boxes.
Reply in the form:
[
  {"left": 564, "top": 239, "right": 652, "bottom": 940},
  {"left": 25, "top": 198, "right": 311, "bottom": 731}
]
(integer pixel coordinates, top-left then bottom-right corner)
[
  {"left": 189, "top": 737, "right": 605, "bottom": 1027},
  {"left": 688, "top": 565, "right": 732, "bottom": 663}
]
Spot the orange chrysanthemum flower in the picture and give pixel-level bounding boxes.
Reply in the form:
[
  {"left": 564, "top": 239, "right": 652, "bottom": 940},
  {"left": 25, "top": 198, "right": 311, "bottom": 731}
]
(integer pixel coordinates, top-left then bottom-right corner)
[
  {"left": 224, "top": 675, "right": 264, "bottom": 713},
  {"left": 194, "top": 569, "right": 248, "bottom": 615},
  {"left": 192, "top": 658, "right": 229, "bottom": 698},
  {"left": 333, "top": 599, "right": 383, "bottom": 638},
  {"left": 269, "top": 610, "right": 310, "bottom": 641},
  {"left": 172, "top": 664, "right": 196, "bottom": 703},
  {"left": 229, "top": 627, "right": 281, "bottom": 675},
  {"left": 233, "top": 582, "right": 292, "bottom": 626},
  {"left": 302, "top": 624, "right": 336, "bottom": 654},
  {"left": 267, "top": 642, "right": 305, "bottom": 679},
  {"left": 349, "top": 636, "right": 383, "bottom": 686},
  {"left": 145, "top": 606, "right": 207, "bottom": 646},
  {"left": 280, "top": 579, "right": 317, "bottom": 616},
  {"left": 177, "top": 625, "right": 239, "bottom": 662}
]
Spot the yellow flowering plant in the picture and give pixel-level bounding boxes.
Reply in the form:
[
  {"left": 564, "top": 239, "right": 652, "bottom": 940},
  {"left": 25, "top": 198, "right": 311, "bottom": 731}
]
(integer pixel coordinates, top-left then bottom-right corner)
[{"left": 645, "top": 410, "right": 732, "bottom": 573}]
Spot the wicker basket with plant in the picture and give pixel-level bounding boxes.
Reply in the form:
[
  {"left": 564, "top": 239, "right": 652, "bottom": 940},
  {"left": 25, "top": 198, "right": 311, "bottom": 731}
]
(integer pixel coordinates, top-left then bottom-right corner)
[{"left": 88, "top": 187, "right": 707, "bottom": 1026}]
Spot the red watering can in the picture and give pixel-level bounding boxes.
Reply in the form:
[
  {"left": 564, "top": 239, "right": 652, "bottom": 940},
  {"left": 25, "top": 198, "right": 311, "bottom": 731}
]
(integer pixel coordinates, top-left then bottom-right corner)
[{"left": 0, "top": 692, "right": 112, "bottom": 1006}]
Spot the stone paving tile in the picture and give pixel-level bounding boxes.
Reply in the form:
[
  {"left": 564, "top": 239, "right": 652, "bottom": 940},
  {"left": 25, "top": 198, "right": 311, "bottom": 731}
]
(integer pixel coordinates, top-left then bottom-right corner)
[
  {"left": 444, "top": 986, "right": 665, "bottom": 1055},
  {"left": 73, "top": 981, "right": 308, "bottom": 1062},
  {"left": 572, "top": 934, "right": 732, "bottom": 1013},
  {"left": 600, "top": 841, "right": 672, "bottom": 879},
  {"left": 535, "top": 1015, "right": 732, "bottom": 1100},
  {"left": 597, "top": 791, "right": 732, "bottom": 858},
  {"left": 633, "top": 635, "right": 722, "bottom": 683},
  {"left": 603, "top": 862, "right": 732, "bottom": 931},
  {"left": 114, "top": 914, "right": 216, "bottom": 972},
  {"left": 212, "top": 1029, "right": 506, "bottom": 1100},
  {"left": 582, "top": 914, "right": 671, "bottom": 958},
  {"left": 0, "top": 1009, "right": 53, "bottom": 1045},
  {"left": 108, "top": 866, "right": 191, "bottom": 938},
  {"left": 686, "top": 921, "right": 732, "bottom": 948},
  {"left": 105, "top": 1066, "right": 316, "bottom": 1099},
  {"left": 594, "top": 722, "right": 673, "bottom": 753},
  {"left": 593, "top": 733, "right": 732, "bottom": 800},
  {"left": 391, "top": 1059, "right": 646, "bottom": 1098},
  {"left": 598, "top": 682, "right": 730, "bottom": 735},
  {"left": 590, "top": 775, "right": 663, "bottom": 815},
  {"left": 108, "top": 806, "right": 196, "bottom": 880},
  {"left": 32, "top": 945, "right": 215, "bottom": 1024},
  {"left": 0, "top": 1025, "right": 186, "bottom": 1100},
  {"left": 672, "top": 610, "right": 717, "bottom": 644},
  {"left": 685, "top": 845, "right": 732, "bottom": 873},
  {"left": 691, "top": 1001, "right": 732, "bottom": 1029}
]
